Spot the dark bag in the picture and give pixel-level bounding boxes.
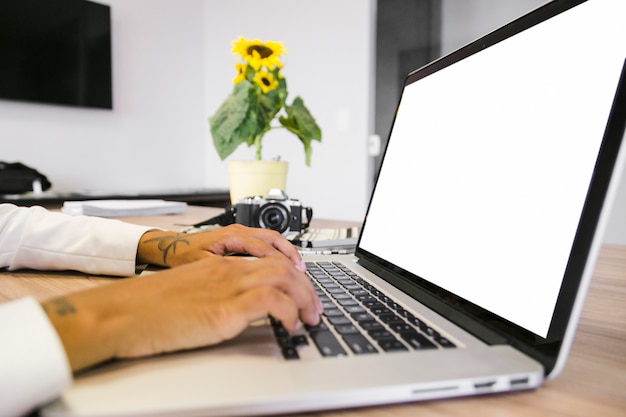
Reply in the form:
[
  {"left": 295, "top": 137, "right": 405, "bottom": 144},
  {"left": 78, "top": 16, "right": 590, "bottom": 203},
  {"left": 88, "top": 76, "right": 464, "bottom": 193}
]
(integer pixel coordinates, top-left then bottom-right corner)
[{"left": 0, "top": 161, "right": 52, "bottom": 194}]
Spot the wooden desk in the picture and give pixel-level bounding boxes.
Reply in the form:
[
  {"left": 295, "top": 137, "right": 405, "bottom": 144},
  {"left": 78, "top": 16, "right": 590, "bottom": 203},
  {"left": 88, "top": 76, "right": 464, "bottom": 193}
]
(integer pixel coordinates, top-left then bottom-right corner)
[{"left": 1, "top": 207, "right": 624, "bottom": 417}]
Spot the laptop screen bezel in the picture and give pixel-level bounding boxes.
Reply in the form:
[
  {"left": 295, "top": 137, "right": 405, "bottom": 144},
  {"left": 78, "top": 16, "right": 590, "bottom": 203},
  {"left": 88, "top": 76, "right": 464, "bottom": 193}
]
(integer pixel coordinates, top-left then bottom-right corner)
[{"left": 355, "top": 0, "right": 625, "bottom": 375}]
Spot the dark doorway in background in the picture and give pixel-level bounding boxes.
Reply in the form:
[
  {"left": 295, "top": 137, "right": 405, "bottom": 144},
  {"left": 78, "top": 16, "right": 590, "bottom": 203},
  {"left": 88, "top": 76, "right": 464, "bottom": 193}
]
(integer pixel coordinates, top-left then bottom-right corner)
[{"left": 374, "top": 0, "right": 441, "bottom": 180}]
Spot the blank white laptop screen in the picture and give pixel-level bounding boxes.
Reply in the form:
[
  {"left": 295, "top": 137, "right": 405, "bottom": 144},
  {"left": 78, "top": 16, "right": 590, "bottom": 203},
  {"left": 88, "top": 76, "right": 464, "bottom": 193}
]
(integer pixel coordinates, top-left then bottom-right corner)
[{"left": 360, "top": 0, "right": 625, "bottom": 338}]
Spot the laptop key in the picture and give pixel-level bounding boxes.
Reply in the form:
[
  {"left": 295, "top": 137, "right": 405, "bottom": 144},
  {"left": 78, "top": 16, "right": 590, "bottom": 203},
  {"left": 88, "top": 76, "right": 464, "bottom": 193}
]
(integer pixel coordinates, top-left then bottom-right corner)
[
  {"left": 358, "top": 320, "right": 384, "bottom": 331},
  {"left": 379, "top": 312, "right": 403, "bottom": 325},
  {"left": 388, "top": 323, "right": 415, "bottom": 334},
  {"left": 369, "top": 305, "right": 392, "bottom": 315},
  {"left": 368, "top": 329, "right": 395, "bottom": 340},
  {"left": 281, "top": 345, "right": 300, "bottom": 360},
  {"left": 377, "top": 337, "right": 408, "bottom": 352},
  {"left": 305, "top": 321, "right": 329, "bottom": 332},
  {"left": 328, "top": 316, "right": 352, "bottom": 326},
  {"left": 335, "top": 324, "right": 360, "bottom": 335},
  {"left": 324, "top": 308, "right": 346, "bottom": 317},
  {"left": 271, "top": 319, "right": 304, "bottom": 354},
  {"left": 291, "top": 334, "right": 309, "bottom": 347},
  {"left": 400, "top": 331, "right": 437, "bottom": 349},
  {"left": 344, "top": 305, "right": 366, "bottom": 314},
  {"left": 332, "top": 292, "right": 353, "bottom": 300},
  {"left": 362, "top": 300, "right": 385, "bottom": 309},
  {"left": 351, "top": 312, "right": 375, "bottom": 323},
  {"left": 342, "top": 284, "right": 361, "bottom": 291},
  {"left": 355, "top": 294, "right": 377, "bottom": 303},
  {"left": 322, "top": 301, "right": 338, "bottom": 310},
  {"left": 309, "top": 330, "right": 347, "bottom": 357},
  {"left": 342, "top": 334, "right": 378, "bottom": 355},
  {"left": 337, "top": 298, "right": 359, "bottom": 307},
  {"left": 434, "top": 335, "right": 456, "bottom": 348}
]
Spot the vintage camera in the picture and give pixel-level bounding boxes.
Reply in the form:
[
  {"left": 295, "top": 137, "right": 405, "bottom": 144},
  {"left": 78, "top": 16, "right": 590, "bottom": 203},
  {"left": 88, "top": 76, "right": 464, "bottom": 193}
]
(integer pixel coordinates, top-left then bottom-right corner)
[{"left": 235, "top": 189, "right": 312, "bottom": 234}]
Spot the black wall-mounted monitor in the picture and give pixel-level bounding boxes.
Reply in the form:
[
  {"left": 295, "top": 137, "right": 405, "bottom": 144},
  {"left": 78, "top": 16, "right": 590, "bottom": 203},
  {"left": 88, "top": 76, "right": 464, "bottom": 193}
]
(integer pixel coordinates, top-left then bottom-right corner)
[{"left": 0, "top": 0, "right": 112, "bottom": 109}]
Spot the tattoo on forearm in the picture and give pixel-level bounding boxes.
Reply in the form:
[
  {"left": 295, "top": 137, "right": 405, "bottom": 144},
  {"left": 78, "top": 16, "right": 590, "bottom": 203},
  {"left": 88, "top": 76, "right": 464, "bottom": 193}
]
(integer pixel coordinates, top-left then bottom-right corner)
[
  {"left": 45, "top": 297, "right": 77, "bottom": 316},
  {"left": 143, "top": 234, "right": 190, "bottom": 264}
]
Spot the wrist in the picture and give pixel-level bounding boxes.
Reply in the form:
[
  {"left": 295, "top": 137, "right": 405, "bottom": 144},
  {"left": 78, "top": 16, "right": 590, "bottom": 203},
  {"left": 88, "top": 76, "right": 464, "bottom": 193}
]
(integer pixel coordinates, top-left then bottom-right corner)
[
  {"left": 42, "top": 293, "right": 124, "bottom": 372},
  {"left": 137, "top": 230, "right": 191, "bottom": 267},
  {"left": 136, "top": 230, "right": 167, "bottom": 266}
]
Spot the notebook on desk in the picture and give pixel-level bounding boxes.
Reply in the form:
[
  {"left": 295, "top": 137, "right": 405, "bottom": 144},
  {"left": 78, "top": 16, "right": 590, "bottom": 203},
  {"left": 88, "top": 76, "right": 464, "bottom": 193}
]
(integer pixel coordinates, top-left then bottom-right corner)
[{"left": 43, "top": 1, "right": 626, "bottom": 416}]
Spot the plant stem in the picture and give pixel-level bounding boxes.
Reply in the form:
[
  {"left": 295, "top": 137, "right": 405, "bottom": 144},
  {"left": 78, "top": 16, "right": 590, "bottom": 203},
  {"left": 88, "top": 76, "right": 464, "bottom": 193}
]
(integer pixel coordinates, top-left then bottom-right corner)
[{"left": 254, "top": 134, "right": 262, "bottom": 160}]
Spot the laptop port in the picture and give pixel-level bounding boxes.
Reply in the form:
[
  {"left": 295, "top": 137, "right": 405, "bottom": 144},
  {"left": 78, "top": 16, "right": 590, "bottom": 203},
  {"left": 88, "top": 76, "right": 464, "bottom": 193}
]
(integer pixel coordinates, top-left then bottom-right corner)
[
  {"left": 510, "top": 376, "right": 530, "bottom": 387},
  {"left": 473, "top": 380, "right": 496, "bottom": 390}
]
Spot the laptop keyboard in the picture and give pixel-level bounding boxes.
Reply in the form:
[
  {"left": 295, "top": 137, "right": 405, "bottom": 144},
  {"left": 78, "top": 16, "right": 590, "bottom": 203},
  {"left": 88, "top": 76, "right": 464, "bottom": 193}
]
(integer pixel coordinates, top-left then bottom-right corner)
[{"left": 271, "top": 261, "right": 456, "bottom": 360}]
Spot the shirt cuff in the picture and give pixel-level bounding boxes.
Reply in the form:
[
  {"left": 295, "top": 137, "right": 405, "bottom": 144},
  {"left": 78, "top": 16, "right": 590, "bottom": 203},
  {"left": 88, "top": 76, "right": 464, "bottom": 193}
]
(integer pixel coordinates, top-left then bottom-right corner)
[{"left": 0, "top": 297, "right": 73, "bottom": 417}]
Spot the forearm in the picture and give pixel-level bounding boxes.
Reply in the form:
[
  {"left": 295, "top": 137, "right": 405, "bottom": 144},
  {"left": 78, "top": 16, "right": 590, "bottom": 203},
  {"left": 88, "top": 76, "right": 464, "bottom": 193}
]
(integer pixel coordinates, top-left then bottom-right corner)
[
  {"left": 41, "top": 267, "right": 189, "bottom": 372},
  {"left": 41, "top": 268, "right": 187, "bottom": 372}
]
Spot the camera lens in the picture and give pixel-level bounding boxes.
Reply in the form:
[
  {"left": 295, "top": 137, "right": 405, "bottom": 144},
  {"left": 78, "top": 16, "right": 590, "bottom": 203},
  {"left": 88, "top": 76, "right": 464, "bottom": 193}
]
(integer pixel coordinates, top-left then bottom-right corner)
[{"left": 257, "top": 203, "right": 290, "bottom": 233}]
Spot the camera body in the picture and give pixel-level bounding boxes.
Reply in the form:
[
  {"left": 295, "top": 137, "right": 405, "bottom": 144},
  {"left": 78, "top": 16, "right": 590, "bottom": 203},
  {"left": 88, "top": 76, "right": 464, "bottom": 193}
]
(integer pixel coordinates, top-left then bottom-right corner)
[{"left": 235, "top": 189, "right": 311, "bottom": 234}]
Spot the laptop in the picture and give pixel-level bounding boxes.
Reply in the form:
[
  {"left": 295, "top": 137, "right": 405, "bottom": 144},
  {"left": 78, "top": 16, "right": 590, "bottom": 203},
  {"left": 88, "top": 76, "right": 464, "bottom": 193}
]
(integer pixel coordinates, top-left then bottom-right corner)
[{"left": 43, "top": 0, "right": 625, "bottom": 416}]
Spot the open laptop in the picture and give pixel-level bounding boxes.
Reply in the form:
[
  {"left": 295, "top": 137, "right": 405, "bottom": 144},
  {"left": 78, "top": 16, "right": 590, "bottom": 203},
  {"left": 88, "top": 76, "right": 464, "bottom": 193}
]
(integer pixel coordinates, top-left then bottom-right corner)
[{"left": 43, "top": 1, "right": 625, "bottom": 416}]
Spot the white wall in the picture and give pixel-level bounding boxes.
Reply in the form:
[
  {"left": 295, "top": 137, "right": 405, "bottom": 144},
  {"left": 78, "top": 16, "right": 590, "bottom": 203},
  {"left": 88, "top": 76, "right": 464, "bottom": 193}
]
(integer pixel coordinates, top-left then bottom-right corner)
[
  {"left": 201, "top": 0, "right": 374, "bottom": 222},
  {"left": 1, "top": 0, "right": 209, "bottom": 194},
  {"left": 0, "top": 0, "right": 373, "bottom": 223},
  {"left": 441, "top": 0, "right": 626, "bottom": 245}
]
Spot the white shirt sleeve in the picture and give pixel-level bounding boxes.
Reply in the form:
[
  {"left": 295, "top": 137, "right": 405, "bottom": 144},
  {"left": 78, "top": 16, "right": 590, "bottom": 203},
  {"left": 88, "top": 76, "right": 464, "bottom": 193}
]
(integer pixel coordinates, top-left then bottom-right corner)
[
  {"left": 0, "top": 297, "right": 73, "bottom": 417},
  {"left": 0, "top": 204, "right": 154, "bottom": 276}
]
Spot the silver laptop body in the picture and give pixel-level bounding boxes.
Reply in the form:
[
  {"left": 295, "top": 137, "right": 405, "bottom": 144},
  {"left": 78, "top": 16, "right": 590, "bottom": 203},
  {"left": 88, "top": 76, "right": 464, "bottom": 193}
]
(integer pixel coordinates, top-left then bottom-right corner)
[{"left": 43, "top": 0, "right": 626, "bottom": 415}]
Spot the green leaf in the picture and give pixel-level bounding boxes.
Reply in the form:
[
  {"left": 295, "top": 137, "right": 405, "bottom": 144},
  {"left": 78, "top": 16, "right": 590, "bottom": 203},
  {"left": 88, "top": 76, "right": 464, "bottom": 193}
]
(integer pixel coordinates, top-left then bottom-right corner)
[
  {"left": 279, "top": 96, "right": 322, "bottom": 166},
  {"left": 210, "top": 76, "right": 321, "bottom": 165},
  {"left": 209, "top": 81, "right": 258, "bottom": 160}
]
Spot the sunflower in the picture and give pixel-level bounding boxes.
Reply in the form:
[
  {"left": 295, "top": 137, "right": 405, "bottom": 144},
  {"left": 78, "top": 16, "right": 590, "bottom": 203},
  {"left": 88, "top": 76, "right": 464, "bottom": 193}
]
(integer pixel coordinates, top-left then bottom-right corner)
[
  {"left": 210, "top": 37, "right": 321, "bottom": 166},
  {"left": 232, "top": 37, "right": 285, "bottom": 70},
  {"left": 252, "top": 70, "right": 279, "bottom": 93},
  {"left": 233, "top": 62, "right": 247, "bottom": 84}
]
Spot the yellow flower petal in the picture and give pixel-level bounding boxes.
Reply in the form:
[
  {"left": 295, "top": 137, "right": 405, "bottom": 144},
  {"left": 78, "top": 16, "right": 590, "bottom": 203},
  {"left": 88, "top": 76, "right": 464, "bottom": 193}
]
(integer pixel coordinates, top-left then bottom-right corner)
[
  {"left": 233, "top": 63, "right": 247, "bottom": 84},
  {"left": 231, "top": 37, "right": 285, "bottom": 71},
  {"left": 253, "top": 70, "right": 279, "bottom": 93}
]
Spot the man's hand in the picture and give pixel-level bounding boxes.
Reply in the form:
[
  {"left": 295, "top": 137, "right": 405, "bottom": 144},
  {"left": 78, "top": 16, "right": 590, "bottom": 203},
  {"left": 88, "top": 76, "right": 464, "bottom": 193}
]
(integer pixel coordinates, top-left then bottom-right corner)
[
  {"left": 42, "top": 255, "right": 322, "bottom": 372},
  {"left": 136, "top": 224, "right": 306, "bottom": 272}
]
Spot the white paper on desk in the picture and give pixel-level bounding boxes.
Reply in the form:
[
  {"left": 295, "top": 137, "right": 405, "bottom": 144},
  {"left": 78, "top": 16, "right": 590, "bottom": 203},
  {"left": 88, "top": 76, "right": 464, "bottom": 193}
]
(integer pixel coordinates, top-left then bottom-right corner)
[{"left": 61, "top": 199, "right": 187, "bottom": 217}]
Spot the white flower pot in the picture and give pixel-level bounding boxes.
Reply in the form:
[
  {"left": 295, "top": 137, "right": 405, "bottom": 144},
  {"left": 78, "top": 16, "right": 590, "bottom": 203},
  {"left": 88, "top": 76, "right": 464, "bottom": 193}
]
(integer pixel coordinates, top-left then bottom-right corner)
[{"left": 228, "top": 160, "right": 288, "bottom": 204}]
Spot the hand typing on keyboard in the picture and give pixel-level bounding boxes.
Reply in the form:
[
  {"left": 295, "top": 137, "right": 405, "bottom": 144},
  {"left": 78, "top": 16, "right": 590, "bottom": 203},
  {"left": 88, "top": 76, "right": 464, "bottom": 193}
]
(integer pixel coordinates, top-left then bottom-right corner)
[
  {"left": 140, "top": 223, "right": 308, "bottom": 271},
  {"left": 42, "top": 255, "right": 323, "bottom": 372}
]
